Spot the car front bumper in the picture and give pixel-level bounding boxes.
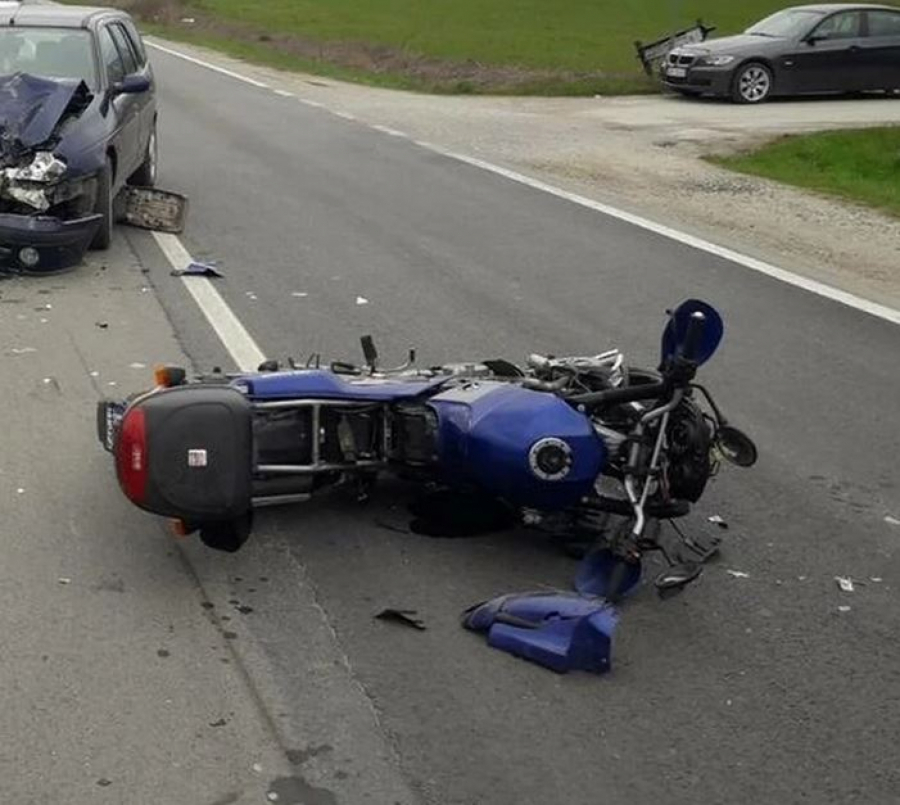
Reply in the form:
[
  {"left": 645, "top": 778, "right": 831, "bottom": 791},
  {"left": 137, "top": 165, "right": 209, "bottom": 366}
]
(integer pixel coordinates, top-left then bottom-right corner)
[
  {"left": 0, "top": 213, "right": 102, "bottom": 274},
  {"left": 661, "top": 64, "right": 734, "bottom": 97}
]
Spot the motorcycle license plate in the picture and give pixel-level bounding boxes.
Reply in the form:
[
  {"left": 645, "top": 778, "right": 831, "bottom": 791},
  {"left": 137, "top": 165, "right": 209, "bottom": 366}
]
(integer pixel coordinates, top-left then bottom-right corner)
[
  {"left": 97, "top": 401, "right": 125, "bottom": 452},
  {"left": 667, "top": 67, "right": 687, "bottom": 78}
]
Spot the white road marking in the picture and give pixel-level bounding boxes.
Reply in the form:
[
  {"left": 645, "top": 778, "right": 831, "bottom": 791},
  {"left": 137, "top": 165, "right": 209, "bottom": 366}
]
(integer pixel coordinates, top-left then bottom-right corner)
[
  {"left": 152, "top": 232, "right": 267, "bottom": 372},
  {"left": 371, "top": 124, "right": 407, "bottom": 138},
  {"left": 147, "top": 41, "right": 900, "bottom": 327},
  {"left": 146, "top": 40, "right": 270, "bottom": 89},
  {"left": 273, "top": 88, "right": 294, "bottom": 97}
]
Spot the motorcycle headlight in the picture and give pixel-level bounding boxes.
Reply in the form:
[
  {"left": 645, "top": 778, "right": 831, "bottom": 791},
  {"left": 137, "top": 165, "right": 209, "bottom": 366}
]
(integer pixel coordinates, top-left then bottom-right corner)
[
  {"left": 528, "top": 438, "right": 573, "bottom": 482},
  {"left": 698, "top": 55, "right": 735, "bottom": 67}
]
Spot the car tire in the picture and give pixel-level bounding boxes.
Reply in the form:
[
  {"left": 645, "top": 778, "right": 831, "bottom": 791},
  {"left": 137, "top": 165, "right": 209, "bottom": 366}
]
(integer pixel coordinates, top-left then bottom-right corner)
[
  {"left": 731, "top": 62, "right": 773, "bottom": 104},
  {"left": 90, "top": 156, "right": 114, "bottom": 251},
  {"left": 129, "top": 122, "right": 158, "bottom": 187}
]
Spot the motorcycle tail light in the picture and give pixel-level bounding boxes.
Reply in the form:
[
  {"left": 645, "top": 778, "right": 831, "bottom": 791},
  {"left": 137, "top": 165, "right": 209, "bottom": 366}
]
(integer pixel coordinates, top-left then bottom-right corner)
[{"left": 116, "top": 406, "right": 148, "bottom": 504}]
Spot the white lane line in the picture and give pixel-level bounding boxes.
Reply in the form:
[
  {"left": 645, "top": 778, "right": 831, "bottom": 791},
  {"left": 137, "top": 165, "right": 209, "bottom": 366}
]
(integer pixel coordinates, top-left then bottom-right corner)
[
  {"left": 152, "top": 232, "right": 267, "bottom": 372},
  {"left": 146, "top": 40, "right": 270, "bottom": 89},
  {"left": 273, "top": 88, "right": 294, "bottom": 97},
  {"left": 371, "top": 124, "right": 407, "bottom": 138},
  {"left": 146, "top": 40, "right": 900, "bottom": 327},
  {"left": 299, "top": 99, "right": 325, "bottom": 108}
]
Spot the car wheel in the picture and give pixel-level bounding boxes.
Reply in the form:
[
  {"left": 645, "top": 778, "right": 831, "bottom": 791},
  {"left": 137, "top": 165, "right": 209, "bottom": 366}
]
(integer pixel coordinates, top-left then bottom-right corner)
[
  {"left": 129, "top": 122, "right": 158, "bottom": 187},
  {"left": 90, "top": 156, "right": 114, "bottom": 251},
  {"left": 732, "top": 62, "right": 773, "bottom": 104}
]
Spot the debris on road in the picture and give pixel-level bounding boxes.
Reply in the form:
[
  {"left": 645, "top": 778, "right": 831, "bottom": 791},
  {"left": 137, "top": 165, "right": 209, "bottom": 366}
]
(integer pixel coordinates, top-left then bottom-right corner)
[
  {"left": 120, "top": 187, "right": 188, "bottom": 233},
  {"left": 708, "top": 514, "right": 728, "bottom": 529},
  {"left": 835, "top": 576, "right": 855, "bottom": 593},
  {"left": 726, "top": 569, "right": 750, "bottom": 578},
  {"left": 129, "top": 362, "right": 146, "bottom": 369},
  {"left": 7, "top": 346, "right": 37, "bottom": 355},
  {"left": 838, "top": 605, "right": 852, "bottom": 613},
  {"left": 291, "top": 291, "right": 308, "bottom": 298},
  {"left": 375, "top": 608, "right": 426, "bottom": 631},
  {"left": 171, "top": 260, "right": 223, "bottom": 278},
  {"left": 356, "top": 296, "right": 369, "bottom": 305},
  {"left": 95, "top": 321, "right": 109, "bottom": 329},
  {"left": 885, "top": 515, "right": 900, "bottom": 526},
  {"left": 58, "top": 577, "right": 70, "bottom": 585},
  {"left": 96, "top": 778, "right": 112, "bottom": 787},
  {"left": 871, "top": 577, "right": 883, "bottom": 583},
  {"left": 252, "top": 763, "right": 264, "bottom": 774}
]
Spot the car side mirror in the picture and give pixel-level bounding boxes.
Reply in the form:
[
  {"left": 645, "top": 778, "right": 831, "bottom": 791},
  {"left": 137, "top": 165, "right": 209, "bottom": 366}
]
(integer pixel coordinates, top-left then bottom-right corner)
[
  {"left": 804, "top": 33, "right": 826, "bottom": 45},
  {"left": 111, "top": 74, "right": 151, "bottom": 95}
]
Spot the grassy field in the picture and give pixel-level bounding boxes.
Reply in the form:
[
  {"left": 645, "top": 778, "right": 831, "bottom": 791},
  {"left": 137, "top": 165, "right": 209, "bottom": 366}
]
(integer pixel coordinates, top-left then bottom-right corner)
[
  {"left": 120, "top": 0, "right": 831, "bottom": 94},
  {"left": 712, "top": 128, "right": 900, "bottom": 218}
]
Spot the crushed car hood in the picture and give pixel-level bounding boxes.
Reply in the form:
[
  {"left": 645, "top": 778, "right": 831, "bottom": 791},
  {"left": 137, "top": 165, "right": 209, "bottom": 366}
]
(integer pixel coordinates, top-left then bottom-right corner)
[{"left": 0, "top": 72, "right": 93, "bottom": 162}]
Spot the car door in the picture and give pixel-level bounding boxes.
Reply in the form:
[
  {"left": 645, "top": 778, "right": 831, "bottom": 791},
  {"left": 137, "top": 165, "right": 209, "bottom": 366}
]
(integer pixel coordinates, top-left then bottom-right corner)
[
  {"left": 787, "top": 10, "right": 867, "bottom": 92},
  {"left": 861, "top": 9, "right": 900, "bottom": 90},
  {"left": 98, "top": 22, "right": 141, "bottom": 186},
  {"left": 112, "top": 20, "right": 155, "bottom": 151}
]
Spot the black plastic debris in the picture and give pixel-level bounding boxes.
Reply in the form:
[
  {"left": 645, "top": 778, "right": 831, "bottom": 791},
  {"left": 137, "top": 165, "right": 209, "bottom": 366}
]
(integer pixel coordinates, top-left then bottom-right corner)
[
  {"left": 171, "top": 260, "right": 224, "bottom": 278},
  {"left": 375, "top": 608, "right": 426, "bottom": 631},
  {"left": 95, "top": 321, "right": 109, "bottom": 329}
]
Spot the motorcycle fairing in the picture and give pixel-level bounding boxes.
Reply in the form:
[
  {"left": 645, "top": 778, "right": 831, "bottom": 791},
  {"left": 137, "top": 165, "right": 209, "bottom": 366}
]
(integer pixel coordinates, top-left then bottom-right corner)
[
  {"left": 235, "top": 370, "right": 447, "bottom": 401},
  {"left": 462, "top": 591, "right": 618, "bottom": 674}
]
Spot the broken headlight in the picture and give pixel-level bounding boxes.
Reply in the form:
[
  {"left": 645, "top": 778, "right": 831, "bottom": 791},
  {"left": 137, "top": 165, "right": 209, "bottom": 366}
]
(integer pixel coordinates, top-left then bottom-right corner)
[{"left": 0, "top": 151, "right": 97, "bottom": 216}]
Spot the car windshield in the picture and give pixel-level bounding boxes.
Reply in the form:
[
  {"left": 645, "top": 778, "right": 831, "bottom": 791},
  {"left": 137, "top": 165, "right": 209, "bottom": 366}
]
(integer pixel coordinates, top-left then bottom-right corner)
[
  {"left": 745, "top": 8, "right": 825, "bottom": 37},
  {"left": 0, "top": 28, "right": 97, "bottom": 89}
]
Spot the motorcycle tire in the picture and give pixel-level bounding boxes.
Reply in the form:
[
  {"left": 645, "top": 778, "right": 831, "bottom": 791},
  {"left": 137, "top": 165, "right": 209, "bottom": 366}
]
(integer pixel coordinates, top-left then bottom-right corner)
[{"left": 199, "top": 513, "right": 253, "bottom": 553}]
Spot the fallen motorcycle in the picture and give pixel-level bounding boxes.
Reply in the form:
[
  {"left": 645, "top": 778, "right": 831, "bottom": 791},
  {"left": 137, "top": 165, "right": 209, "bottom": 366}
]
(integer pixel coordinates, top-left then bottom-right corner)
[{"left": 98, "top": 298, "right": 756, "bottom": 600}]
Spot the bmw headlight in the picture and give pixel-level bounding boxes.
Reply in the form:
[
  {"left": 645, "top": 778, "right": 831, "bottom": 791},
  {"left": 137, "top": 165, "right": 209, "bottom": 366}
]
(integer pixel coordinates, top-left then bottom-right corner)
[{"left": 698, "top": 55, "right": 736, "bottom": 67}]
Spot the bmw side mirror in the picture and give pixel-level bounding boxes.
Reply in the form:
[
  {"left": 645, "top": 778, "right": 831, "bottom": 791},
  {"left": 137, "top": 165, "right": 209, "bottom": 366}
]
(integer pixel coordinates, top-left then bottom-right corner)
[
  {"left": 111, "top": 74, "right": 151, "bottom": 95},
  {"left": 804, "top": 33, "right": 826, "bottom": 45}
]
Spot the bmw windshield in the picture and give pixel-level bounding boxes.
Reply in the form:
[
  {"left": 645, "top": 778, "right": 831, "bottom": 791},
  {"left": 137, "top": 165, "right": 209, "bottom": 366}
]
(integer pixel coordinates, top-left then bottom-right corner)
[
  {"left": 0, "top": 28, "right": 98, "bottom": 90},
  {"left": 745, "top": 9, "right": 825, "bottom": 38}
]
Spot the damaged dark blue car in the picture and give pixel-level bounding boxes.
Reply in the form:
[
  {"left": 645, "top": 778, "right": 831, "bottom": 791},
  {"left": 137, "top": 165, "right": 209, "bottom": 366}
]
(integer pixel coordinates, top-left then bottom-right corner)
[{"left": 0, "top": 4, "right": 156, "bottom": 273}]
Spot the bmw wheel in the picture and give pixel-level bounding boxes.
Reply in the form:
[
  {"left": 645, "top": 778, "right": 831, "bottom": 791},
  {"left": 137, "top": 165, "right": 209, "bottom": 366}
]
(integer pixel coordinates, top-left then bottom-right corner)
[{"left": 732, "top": 62, "right": 773, "bottom": 104}]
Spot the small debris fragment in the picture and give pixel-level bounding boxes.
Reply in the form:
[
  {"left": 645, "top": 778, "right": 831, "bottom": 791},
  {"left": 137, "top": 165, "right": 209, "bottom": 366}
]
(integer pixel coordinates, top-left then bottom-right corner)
[
  {"left": 39, "top": 318, "right": 48, "bottom": 323},
  {"left": 7, "top": 347, "right": 37, "bottom": 355},
  {"left": 180, "top": 16, "right": 195, "bottom": 23},
  {"left": 16, "top": 487, "right": 25, "bottom": 495},
  {"left": 237, "top": 605, "right": 254, "bottom": 615},
  {"left": 200, "top": 601, "right": 215, "bottom": 610},
  {"left": 171, "top": 261, "right": 223, "bottom": 278},
  {"left": 157, "top": 649, "right": 170, "bottom": 658},
  {"left": 871, "top": 577, "right": 883, "bottom": 583},
  {"left": 726, "top": 570, "right": 750, "bottom": 579},
  {"left": 89, "top": 370, "right": 100, "bottom": 377},
  {"left": 798, "top": 575, "right": 807, "bottom": 581},
  {"left": 107, "top": 381, "right": 117, "bottom": 387},
  {"left": 355, "top": 296, "right": 369, "bottom": 305},
  {"left": 835, "top": 576, "right": 855, "bottom": 593},
  {"left": 708, "top": 515, "right": 728, "bottom": 529},
  {"left": 209, "top": 718, "right": 227, "bottom": 727},
  {"left": 375, "top": 608, "right": 426, "bottom": 630},
  {"left": 58, "top": 577, "right": 71, "bottom": 585},
  {"left": 129, "top": 362, "right": 146, "bottom": 369},
  {"left": 35, "top": 303, "right": 52, "bottom": 311},
  {"left": 885, "top": 515, "right": 900, "bottom": 526},
  {"left": 838, "top": 605, "right": 852, "bottom": 613},
  {"left": 95, "top": 321, "right": 109, "bottom": 329},
  {"left": 252, "top": 763, "right": 263, "bottom": 774},
  {"left": 291, "top": 291, "right": 308, "bottom": 298},
  {"left": 96, "top": 778, "right": 112, "bottom": 787},
  {"left": 267, "top": 793, "right": 279, "bottom": 802}
]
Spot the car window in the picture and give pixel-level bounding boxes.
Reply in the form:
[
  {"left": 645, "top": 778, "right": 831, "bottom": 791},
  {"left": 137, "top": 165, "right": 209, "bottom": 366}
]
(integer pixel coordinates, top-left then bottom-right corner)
[
  {"left": 0, "top": 27, "right": 98, "bottom": 89},
  {"left": 121, "top": 19, "right": 147, "bottom": 67},
  {"left": 109, "top": 23, "right": 138, "bottom": 74},
  {"left": 867, "top": 10, "right": 900, "bottom": 37},
  {"left": 99, "top": 25, "right": 125, "bottom": 85},
  {"left": 812, "top": 11, "right": 863, "bottom": 39},
  {"left": 746, "top": 9, "right": 825, "bottom": 38}
]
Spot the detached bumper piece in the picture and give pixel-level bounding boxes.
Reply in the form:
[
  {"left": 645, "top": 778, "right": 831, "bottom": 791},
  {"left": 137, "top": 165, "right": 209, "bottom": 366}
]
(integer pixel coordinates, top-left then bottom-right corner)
[
  {"left": 462, "top": 591, "right": 618, "bottom": 674},
  {"left": 0, "top": 212, "right": 101, "bottom": 273}
]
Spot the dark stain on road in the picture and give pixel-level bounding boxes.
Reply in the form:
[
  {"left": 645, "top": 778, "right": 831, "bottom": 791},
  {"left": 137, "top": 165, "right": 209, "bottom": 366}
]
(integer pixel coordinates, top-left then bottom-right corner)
[
  {"left": 269, "top": 776, "right": 337, "bottom": 805},
  {"left": 209, "top": 792, "right": 241, "bottom": 805},
  {"left": 157, "top": 649, "right": 170, "bottom": 658},
  {"left": 223, "top": 631, "right": 238, "bottom": 640},
  {"left": 286, "top": 744, "right": 332, "bottom": 766}
]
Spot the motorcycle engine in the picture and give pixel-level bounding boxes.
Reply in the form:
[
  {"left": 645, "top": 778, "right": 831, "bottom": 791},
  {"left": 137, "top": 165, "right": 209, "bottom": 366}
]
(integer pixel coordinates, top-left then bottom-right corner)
[{"left": 666, "top": 398, "right": 713, "bottom": 503}]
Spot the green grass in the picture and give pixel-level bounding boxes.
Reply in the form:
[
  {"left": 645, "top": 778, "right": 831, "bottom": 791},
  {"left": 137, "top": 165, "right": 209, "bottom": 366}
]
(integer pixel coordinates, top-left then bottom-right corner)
[
  {"left": 712, "top": 127, "right": 900, "bottom": 217},
  {"left": 118, "top": 0, "right": 900, "bottom": 94}
]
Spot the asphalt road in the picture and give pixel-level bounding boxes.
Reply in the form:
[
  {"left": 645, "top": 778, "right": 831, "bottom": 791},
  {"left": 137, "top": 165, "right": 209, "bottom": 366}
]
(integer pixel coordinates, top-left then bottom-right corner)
[{"left": 6, "top": 43, "right": 900, "bottom": 805}]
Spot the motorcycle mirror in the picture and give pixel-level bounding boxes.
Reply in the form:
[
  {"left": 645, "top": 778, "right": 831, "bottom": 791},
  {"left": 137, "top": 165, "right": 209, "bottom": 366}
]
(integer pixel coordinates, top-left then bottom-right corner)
[
  {"left": 660, "top": 299, "right": 724, "bottom": 368},
  {"left": 716, "top": 425, "right": 758, "bottom": 468},
  {"left": 655, "top": 562, "right": 703, "bottom": 593}
]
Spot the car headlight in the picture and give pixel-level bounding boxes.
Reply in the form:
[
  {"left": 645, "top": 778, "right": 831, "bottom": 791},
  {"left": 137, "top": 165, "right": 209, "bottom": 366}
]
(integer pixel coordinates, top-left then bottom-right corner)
[
  {"left": 698, "top": 55, "right": 736, "bottom": 67},
  {"left": 1, "top": 151, "right": 71, "bottom": 212}
]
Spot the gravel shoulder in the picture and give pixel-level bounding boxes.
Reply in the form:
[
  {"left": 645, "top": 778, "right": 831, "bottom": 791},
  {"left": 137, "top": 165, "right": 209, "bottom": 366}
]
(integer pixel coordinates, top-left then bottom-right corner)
[{"left": 151, "top": 38, "right": 900, "bottom": 311}]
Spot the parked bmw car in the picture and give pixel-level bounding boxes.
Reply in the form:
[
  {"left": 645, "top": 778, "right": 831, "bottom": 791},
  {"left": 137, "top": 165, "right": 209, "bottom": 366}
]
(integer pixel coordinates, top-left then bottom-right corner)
[
  {"left": 662, "top": 3, "right": 900, "bottom": 103},
  {"left": 0, "top": 4, "right": 156, "bottom": 273}
]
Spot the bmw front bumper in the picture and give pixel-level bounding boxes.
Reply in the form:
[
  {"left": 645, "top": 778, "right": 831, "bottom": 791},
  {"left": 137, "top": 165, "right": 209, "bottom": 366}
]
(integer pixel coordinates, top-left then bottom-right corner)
[
  {"left": 661, "top": 64, "right": 735, "bottom": 98},
  {"left": 0, "top": 213, "right": 102, "bottom": 274}
]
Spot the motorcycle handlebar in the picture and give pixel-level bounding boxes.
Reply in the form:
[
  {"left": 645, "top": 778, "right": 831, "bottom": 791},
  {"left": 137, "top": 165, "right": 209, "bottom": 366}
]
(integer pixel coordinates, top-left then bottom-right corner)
[{"left": 569, "top": 380, "right": 669, "bottom": 408}]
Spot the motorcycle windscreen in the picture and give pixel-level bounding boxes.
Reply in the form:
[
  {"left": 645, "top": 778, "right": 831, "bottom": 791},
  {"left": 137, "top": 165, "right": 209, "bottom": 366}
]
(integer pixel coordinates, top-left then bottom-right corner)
[
  {"left": 121, "top": 386, "right": 253, "bottom": 521},
  {"left": 660, "top": 299, "right": 724, "bottom": 367}
]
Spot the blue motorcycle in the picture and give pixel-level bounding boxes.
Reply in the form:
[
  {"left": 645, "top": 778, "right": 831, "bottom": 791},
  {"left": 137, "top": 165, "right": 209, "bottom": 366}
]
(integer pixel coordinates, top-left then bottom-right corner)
[{"left": 98, "top": 299, "right": 756, "bottom": 599}]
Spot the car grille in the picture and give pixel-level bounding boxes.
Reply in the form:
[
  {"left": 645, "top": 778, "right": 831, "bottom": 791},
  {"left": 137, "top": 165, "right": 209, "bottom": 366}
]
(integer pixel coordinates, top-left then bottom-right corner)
[{"left": 668, "top": 53, "right": 697, "bottom": 66}]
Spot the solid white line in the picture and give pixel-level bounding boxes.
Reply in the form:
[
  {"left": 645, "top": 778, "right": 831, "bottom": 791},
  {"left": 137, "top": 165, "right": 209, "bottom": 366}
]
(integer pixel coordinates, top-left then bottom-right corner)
[
  {"left": 146, "top": 40, "right": 900, "bottom": 327},
  {"left": 371, "top": 124, "right": 407, "bottom": 138},
  {"left": 146, "top": 40, "right": 270, "bottom": 89},
  {"left": 273, "top": 88, "right": 294, "bottom": 97},
  {"left": 152, "top": 232, "right": 267, "bottom": 372}
]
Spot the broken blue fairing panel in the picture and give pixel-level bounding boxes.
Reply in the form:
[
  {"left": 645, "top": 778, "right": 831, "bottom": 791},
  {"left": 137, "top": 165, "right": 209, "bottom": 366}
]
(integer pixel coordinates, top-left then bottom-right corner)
[
  {"left": 462, "top": 591, "right": 618, "bottom": 674},
  {"left": 575, "top": 548, "right": 642, "bottom": 599}
]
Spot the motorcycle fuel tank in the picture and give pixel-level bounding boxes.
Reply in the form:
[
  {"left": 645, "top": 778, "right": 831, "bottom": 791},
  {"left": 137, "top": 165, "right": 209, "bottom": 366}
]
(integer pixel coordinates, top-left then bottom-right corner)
[{"left": 429, "top": 382, "right": 606, "bottom": 510}]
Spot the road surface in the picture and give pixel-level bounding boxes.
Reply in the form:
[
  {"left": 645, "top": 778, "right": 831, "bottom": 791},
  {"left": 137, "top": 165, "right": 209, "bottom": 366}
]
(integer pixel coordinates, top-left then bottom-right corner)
[{"left": 3, "top": 41, "right": 899, "bottom": 805}]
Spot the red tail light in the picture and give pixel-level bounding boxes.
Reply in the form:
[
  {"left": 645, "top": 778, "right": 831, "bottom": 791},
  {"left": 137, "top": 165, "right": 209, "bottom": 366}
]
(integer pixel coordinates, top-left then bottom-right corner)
[{"left": 116, "top": 406, "right": 148, "bottom": 503}]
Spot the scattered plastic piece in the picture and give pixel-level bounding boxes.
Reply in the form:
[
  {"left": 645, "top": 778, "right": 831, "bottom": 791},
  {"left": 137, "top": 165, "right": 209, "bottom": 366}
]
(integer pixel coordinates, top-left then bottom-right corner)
[
  {"left": 726, "top": 569, "right": 750, "bottom": 578},
  {"left": 252, "top": 763, "right": 263, "bottom": 774},
  {"left": 837, "top": 606, "right": 852, "bottom": 613},
  {"left": 96, "top": 778, "right": 112, "bottom": 787},
  {"left": 885, "top": 516, "right": 900, "bottom": 526},
  {"left": 375, "top": 608, "right": 426, "bottom": 631},
  {"left": 871, "top": 577, "right": 883, "bottom": 583},
  {"left": 291, "top": 291, "right": 308, "bottom": 298},
  {"left": 35, "top": 303, "right": 51, "bottom": 311},
  {"left": 181, "top": 16, "right": 195, "bottom": 23},
  {"left": 121, "top": 187, "right": 188, "bottom": 233},
  {"left": 89, "top": 370, "right": 99, "bottom": 377},
  {"left": 129, "top": 362, "right": 146, "bottom": 369},
  {"left": 835, "top": 576, "right": 854, "bottom": 593},
  {"left": 708, "top": 514, "right": 729, "bottom": 529},
  {"left": 39, "top": 317, "right": 48, "bottom": 323},
  {"left": 8, "top": 346, "right": 37, "bottom": 355},
  {"left": 267, "top": 794, "right": 279, "bottom": 803},
  {"left": 58, "top": 577, "right": 71, "bottom": 584},
  {"left": 107, "top": 381, "right": 117, "bottom": 387},
  {"left": 462, "top": 590, "right": 618, "bottom": 674},
  {"left": 355, "top": 296, "right": 369, "bottom": 305},
  {"left": 798, "top": 575, "right": 808, "bottom": 581},
  {"left": 171, "top": 261, "right": 223, "bottom": 278},
  {"left": 95, "top": 321, "right": 109, "bottom": 329},
  {"left": 575, "top": 549, "right": 642, "bottom": 598},
  {"left": 16, "top": 487, "right": 24, "bottom": 494}
]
